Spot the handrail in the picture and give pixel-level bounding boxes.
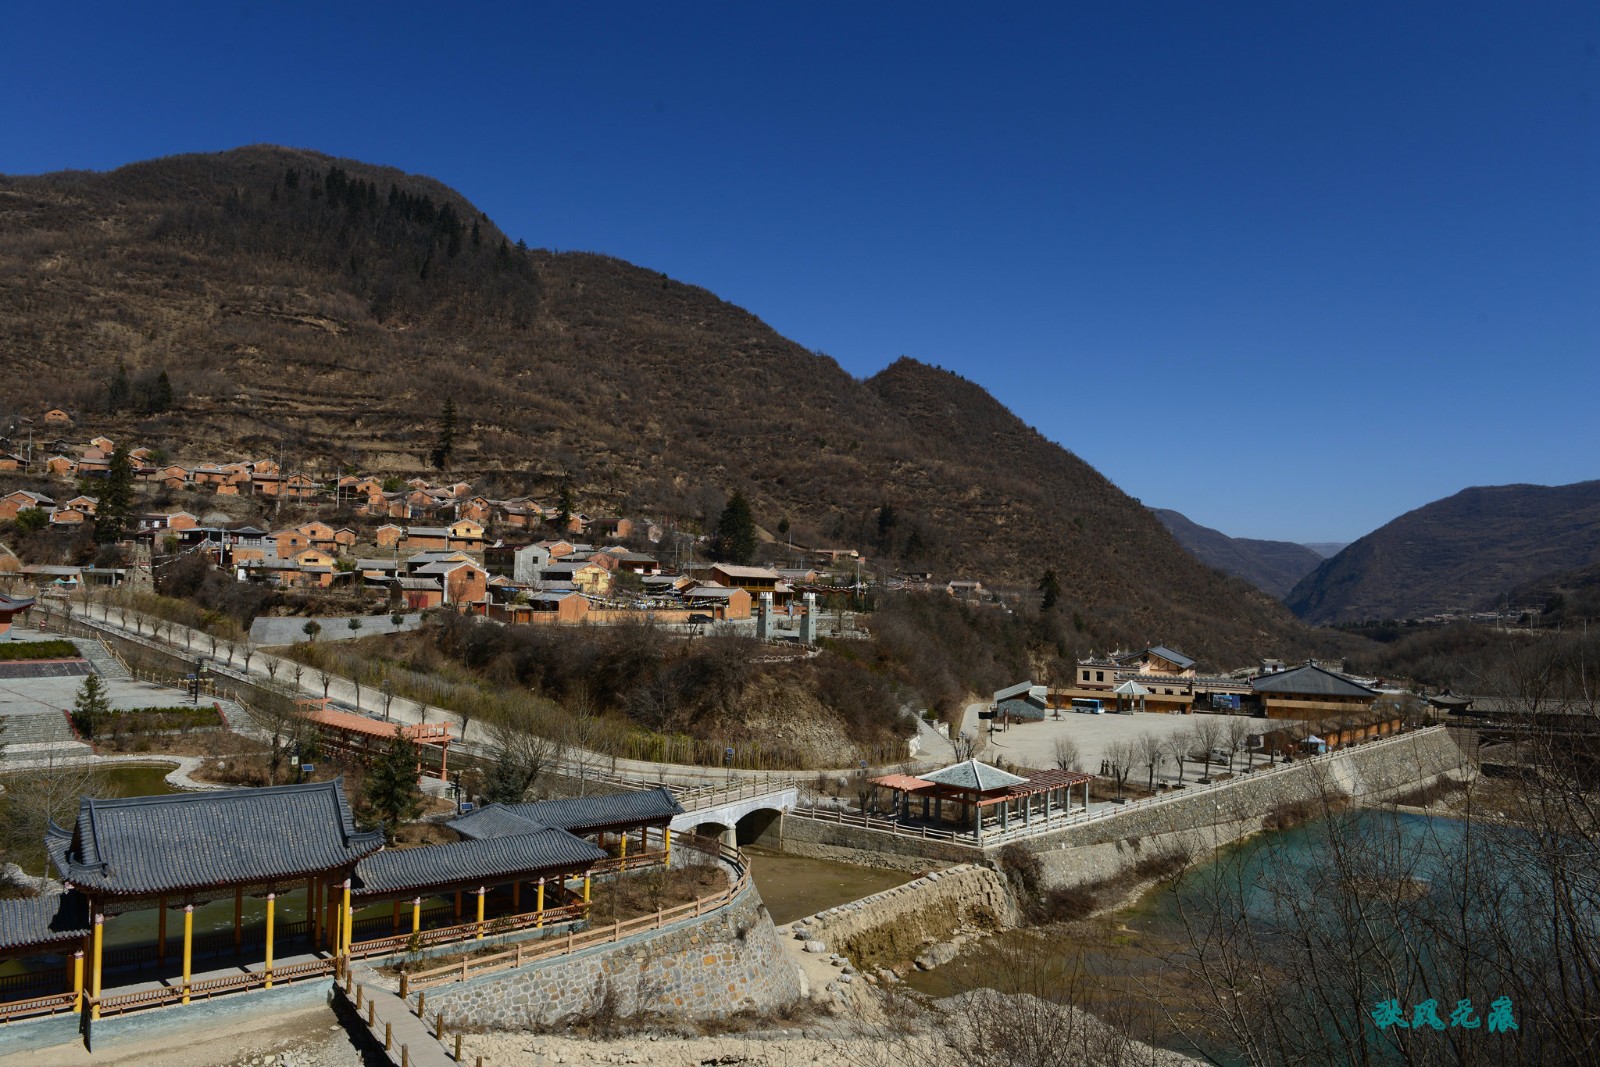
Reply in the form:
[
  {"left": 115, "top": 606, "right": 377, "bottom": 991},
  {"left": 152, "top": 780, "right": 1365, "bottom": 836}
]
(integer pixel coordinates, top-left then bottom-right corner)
[
  {"left": 0, "top": 991, "right": 75, "bottom": 1025},
  {"left": 786, "top": 726, "right": 1450, "bottom": 846},
  {"left": 405, "top": 841, "right": 749, "bottom": 992}
]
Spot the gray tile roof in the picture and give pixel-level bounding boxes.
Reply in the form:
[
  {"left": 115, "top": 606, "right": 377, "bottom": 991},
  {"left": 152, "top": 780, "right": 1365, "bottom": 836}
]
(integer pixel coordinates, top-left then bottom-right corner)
[
  {"left": 0, "top": 892, "right": 90, "bottom": 951},
  {"left": 446, "top": 806, "right": 546, "bottom": 840},
  {"left": 1138, "top": 646, "right": 1196, "bottom": 669},
  {"left": 1251, "top": 663, "right": 1378, "bottom": 698},
  {"left": 993, "top": 680, "right": 1036, "bottom": 702},
  {"left": 46, "top": 780, "right": 384, "bottom": 897},
  {"left": 921, "top": 759, "right": 1028, "bottom": 792},
  {"left": 450, "top": 787, "right": 684, "bottom": 839},
  {"left": 353, "top": 829, "right": 605, "bottom": 897}
]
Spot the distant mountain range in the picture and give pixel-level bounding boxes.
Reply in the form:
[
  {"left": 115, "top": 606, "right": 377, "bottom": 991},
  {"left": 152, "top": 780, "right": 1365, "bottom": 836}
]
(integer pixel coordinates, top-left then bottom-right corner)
[
  {"left": 1301, "top": 542, "right": 1348, "bottom": 559},
  {"left": 1285, "top": 481, "right": 1600, "bottom": 624},
  {"left": 1151, "top": 509, "right": 1326, "bottom": 599}
]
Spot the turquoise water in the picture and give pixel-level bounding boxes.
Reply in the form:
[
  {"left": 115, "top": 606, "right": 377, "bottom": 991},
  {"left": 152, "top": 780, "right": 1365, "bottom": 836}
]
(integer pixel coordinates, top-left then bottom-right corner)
[{"left": 908, "top": 811, "right": 1573, "bottom": 1063}]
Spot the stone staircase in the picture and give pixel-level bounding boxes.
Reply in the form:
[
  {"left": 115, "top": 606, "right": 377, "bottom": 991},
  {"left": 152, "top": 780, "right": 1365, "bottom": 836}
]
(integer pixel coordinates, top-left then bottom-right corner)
[
  {"left": 68, "top": 636, "right": 132, "bottom": 682},
  {"left": 0, "top": 709, "right": 90, "bottom": 763}
]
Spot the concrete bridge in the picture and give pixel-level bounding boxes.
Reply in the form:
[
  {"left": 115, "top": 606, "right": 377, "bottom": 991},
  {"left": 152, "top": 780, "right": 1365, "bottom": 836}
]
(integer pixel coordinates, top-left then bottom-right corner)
[{"left": 668, "top": 780, "right": 799, "bottom": 849}]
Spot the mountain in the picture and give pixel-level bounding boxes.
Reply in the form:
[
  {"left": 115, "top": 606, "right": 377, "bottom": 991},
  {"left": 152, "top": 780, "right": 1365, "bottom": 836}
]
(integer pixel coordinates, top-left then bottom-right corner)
[
  {"left": 1151, "top": 509, "right": 1325, "bottom": 599},
  {"left": 1302, "top": 542, "right": 1348, "bottom": 559},
  {"left": 0, "top": 146, "right": 1318, "bottom": 665},
  {"left": 1285, "top": 481, "right": 1600, "bottom": 625}
]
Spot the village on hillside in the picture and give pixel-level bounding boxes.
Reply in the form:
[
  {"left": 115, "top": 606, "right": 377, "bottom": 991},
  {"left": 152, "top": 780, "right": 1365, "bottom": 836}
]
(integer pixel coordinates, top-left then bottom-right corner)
[{"left": 0, "top": 416, "right": 987, "bottom": 630}]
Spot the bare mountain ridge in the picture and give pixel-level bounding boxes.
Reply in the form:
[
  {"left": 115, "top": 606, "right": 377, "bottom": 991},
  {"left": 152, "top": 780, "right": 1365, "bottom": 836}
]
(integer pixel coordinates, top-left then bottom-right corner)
[
  {"left": 1285, "top": 481, "right": 1600, "bottom": 625},
  {"left": 1151, "top": 509, "right": 1324, "bottom": 599},
  {"left": 0, "top": 145, "right": 1314, "bottom": 664}
]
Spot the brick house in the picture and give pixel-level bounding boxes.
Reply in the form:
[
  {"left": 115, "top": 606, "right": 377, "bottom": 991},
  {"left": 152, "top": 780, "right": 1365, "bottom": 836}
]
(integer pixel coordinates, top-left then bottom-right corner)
[{"left": 0, "top": 490, "right": 54, "bottom": 521}]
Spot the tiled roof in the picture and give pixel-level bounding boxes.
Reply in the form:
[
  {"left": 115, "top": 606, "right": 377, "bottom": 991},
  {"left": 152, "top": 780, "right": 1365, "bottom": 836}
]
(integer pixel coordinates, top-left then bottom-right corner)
[
  {"left": 446, "top": 806, "right": 546, "bottom": 840},
  {"left": 1251, "top": 663, "right": 1378, "bottom": 698},
  {"left": 46, "top": 780, "right": 384, "bottom": 896},
  {"left": 0, "top": 893, "right": 90, "bottom": 951},
  {"left": 353, "top": 829, "right": 605, "bottom": 896},
  {"left": 921, "top": 759, "right": 1028, "bottom": 792},
  {"left": 993, "top": 680, "right": 1037, "bottom": 702},
  {"left": 1144, "top": 646, "right": 1196, "bottom": 669},
  {"left": 450, "top": 787, "right": 684, "bottom": 839}
]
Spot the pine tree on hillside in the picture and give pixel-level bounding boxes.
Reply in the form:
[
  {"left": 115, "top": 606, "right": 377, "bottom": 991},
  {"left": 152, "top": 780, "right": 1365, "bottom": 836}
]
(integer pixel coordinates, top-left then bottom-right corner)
[
  {"left": 95, "top": 444, "right": 134, "bottom": 544},
  {"left": 1039, "top": 568, "right": 1062, "bottom": 612},
  {"left": 555, "top": 482, "right": 576, "bottom": 529},
  {"left": 106, "top": 362, "right": 131, "bottom": 412},
  {"left": 430, "top": 397, "right": 456, "bottom": 469},
  {"left": 714, "top": 491, "right": 758, "bottom": 565}
]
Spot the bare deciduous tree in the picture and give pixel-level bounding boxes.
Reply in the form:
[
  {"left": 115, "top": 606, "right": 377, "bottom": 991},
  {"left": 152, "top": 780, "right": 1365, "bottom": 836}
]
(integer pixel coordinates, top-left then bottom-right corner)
[{"left": 1053, "top": 735, "right": 1081, "bottom": 772}]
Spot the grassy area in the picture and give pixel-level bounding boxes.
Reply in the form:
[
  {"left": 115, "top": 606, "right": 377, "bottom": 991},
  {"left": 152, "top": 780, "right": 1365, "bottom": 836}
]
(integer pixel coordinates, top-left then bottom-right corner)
[{"left": 0, "top": 639, "right": 80, "bottom": 661}]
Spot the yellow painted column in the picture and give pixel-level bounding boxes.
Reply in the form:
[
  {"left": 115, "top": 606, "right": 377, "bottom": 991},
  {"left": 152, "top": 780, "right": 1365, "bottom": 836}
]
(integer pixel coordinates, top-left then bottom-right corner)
[
  {"left": 619, "top": 829, "right": 628, "bottom": 871},
  {"left": 71, "top": 949, "right": 83, "bottom": 1011},
  {"left": 90, "top": 912, "right": 103, "bottom": 1020},
  {"left": 411, "top": 897, "right": 421, "bottom": 934},
  {"left": 664, "top": 828, "right": 672, "bottom": 866},
  {"left": 341, "top": 879, "right": 353, "bottom": 956},
  {"left": 536, "top": 877, "right": 545, "bottom": 928},
  {"left": 264, "top": 893, "right": 276, "bottom": 988},
  {"left": 582, "top": 873, "right": 591, "bottom": 905},
  {"left": 182, "top": 904, "right": 194, "bottom": 1004},
  {"left": 475, "top": 887, "right": 485, "bottom": 940}
]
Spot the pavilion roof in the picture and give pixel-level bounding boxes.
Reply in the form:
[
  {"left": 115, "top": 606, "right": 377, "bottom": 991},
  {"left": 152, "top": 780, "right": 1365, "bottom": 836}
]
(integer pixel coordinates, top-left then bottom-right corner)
[
  {"left": 353, "top": 830, "right": 605, "bottom": 897},
  {"left": 0, "top": 892, "right": 89, "bottom": 951},
  {"left": 46, "top": 780, "right": 383, "bottom": 897},
  {"left": 450, "top": 787, "right": 684, "bottom": 839},
  {"left": 869, "top": 773, "right": 935, "bottom": 792},
  {"left": 300, "top": 705, "right": 452, "bottom": 743},
  {"left": 920, "top": 759, "right": 1027, "bottom": 793}
]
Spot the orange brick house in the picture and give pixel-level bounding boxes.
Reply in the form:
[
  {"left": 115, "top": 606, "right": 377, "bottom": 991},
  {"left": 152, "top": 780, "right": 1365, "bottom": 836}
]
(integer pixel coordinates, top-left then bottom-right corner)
[
  {"left": 0, "top": 491, "right": 54, "bottom": 521},
  {"left": 375, "top": 524, "right": 405, "bottom": 547}
]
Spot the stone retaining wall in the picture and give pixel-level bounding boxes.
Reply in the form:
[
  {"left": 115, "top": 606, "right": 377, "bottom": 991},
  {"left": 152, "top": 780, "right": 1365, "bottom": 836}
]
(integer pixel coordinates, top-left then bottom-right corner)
[
  {"left": 789, "top": 863, "right": 1020, "bottom": 970},
  {"left": 1030, "top": 727, "right": 1470, "bottom": 852},
  {"left": 749, "top": 812, "right": 979, "bottom": 871},
  {"left": 1032, "top": 728, "right": 1472, "bottom": 889},
  {"left": 420, "top": 878, "right": 801, "bottom": 1028}
]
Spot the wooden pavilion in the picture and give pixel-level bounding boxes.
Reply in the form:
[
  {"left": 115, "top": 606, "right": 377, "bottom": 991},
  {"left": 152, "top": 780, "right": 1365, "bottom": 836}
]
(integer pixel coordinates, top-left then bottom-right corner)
[
  {"left": 297, "top": 699, "right": 455, "bottom": 781},
  {"left": 0, "top": 780, "right": 688, "bottom": 1024},
  {"left": 869, "top": 759, "right": 1095, "bottom": 840},
  {"left": 39, "top": 780, "right": 384, "bottom": 1018}
]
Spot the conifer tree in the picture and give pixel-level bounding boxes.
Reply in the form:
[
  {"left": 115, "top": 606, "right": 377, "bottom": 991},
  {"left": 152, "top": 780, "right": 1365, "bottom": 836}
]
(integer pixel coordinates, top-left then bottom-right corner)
[
  {"left": 714, "top": 491, "right": 758, "bottom": 565},
  {"left": 362, "top": 732, "right": 424, "bottom": 843},
  {"left": 430, "top": 397, "right": 456, "bottom": 469},
  {"left": 95, "top": 444, "right": 134, "bottom": 544},
  {"left": 71, "top": 673, "right": 113, "bottom": 738},
  {"left": 106, "top": 362, "right": 130, "bottom": 412},
  {"left": 1039, "top": 568, "right": 1062, "bottom": 612}
]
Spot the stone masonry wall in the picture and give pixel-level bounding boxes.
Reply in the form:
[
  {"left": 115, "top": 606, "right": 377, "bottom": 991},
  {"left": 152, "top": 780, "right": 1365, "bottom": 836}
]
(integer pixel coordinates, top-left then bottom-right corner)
[
  {"left": 791, "top": 863, "right": 1020, "bottom": 970},
  {"left": 421, "top": 879, "right": 802, "bottom": 1029},
  {"left": 750, "top": 811, "right": 980, "bottom": 871},
  {"left": 1032, "top": 728, "right": 1472, "bottom": 889}
]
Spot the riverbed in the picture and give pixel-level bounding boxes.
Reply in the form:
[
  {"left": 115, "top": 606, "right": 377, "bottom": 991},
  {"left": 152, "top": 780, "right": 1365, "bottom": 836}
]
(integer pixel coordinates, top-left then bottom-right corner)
[{"left": 742, "top": 845, "right": 915, "bottom": 924}]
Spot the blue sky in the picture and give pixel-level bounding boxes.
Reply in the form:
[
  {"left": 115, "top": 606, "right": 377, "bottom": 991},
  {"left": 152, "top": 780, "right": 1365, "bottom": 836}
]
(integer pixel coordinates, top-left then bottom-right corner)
[{"left": 3, "top": 3, "right": 1595, "bottom": 543}]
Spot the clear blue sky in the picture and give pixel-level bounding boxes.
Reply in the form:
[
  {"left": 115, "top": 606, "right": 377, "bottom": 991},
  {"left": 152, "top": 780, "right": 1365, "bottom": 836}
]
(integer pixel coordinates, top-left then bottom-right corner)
[{"left": 4, "top": 3, "right": 1595, "bottom": 543}]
